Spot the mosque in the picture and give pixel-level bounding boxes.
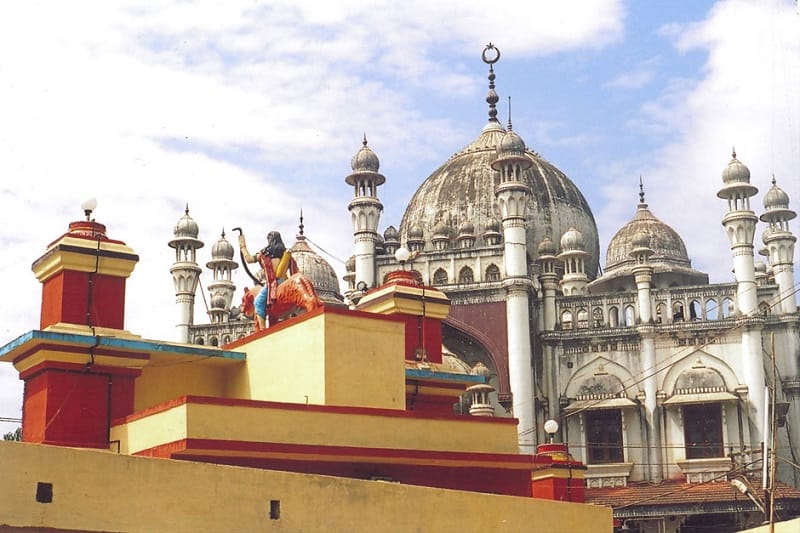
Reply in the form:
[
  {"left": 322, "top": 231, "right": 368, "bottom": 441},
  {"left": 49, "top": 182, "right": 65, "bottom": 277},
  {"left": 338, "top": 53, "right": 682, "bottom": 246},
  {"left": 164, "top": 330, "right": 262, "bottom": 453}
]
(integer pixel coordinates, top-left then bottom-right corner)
[
  {"left": 170, "top": 44, "right": 800, "bottom": 530},
  {"left": 3, "top": 44, "right": 800, "bottom": 532}
]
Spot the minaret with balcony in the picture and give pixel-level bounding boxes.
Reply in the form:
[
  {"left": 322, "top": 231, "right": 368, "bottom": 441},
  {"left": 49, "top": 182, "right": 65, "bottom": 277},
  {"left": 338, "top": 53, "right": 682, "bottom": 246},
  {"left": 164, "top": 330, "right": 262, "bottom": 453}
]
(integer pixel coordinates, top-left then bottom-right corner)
[
  {"left": 206, "top": 230, "right": 238, "bottom": 324},
  {"left": 346, "top": 136, "right": 385, "bottom": 295},
  {"left": 169, "top": 206, "right": 203, "bottom": 343},
  {"left": 717, "top": 150, "right": 765, "bottom": 436},
  {"left": 491, "top": 96, "right": 534, "bottom": 451},
  {"left": 760, "top": 176, "right": 797, "bottom": 314}
]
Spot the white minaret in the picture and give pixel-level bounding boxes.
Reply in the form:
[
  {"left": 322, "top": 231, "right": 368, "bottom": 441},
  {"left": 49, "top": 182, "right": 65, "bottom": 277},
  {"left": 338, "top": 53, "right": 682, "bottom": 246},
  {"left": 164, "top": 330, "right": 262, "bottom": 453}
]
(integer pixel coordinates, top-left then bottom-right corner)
[
  {"left": 717, "top": 150, "right": 765, "bottom": 436},
  {"left": 346, "top": 135, "right": 385, "bottom": 292},
  {"left": 206, "top": 230, "right": 238, "bottom": 324},
  {"left": 760, "top": 176, "right": 797, "bottom": 314},
  {"left": 491, "top": 94, "right": 535, "bottom": 450},
  {"left": 557, "top": 228, "right": 589, "bottom": 296},
  {"left": 169, "top": 206, "right": 204, "bottom": 343},
  {"left": 536, "top": 236, "right": 559, "bottom": 332}
]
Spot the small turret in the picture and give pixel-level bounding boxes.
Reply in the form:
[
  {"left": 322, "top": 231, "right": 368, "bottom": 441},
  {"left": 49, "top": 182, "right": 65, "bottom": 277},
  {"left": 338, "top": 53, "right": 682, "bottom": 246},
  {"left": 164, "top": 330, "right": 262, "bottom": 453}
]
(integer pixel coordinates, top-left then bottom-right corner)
[{"left": 169, "top": 205, "right": 204, "bottom": 343}]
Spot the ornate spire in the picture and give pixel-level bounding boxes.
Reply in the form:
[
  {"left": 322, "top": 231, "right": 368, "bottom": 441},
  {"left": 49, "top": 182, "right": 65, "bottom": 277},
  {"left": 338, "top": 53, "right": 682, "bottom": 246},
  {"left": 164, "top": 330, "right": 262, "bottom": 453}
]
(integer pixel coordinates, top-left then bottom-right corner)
[
  {"left": 507, "top": 96, "right": 513, "bottom": 131},
  {"left": 639, "top": 176, "right": 646, "bottom": 205},
  {"left": 299, "top": 209, "right": 305, "bottom": 237},
  {"left": 482, "top": 43, "right": 500, "bottom": 123}
]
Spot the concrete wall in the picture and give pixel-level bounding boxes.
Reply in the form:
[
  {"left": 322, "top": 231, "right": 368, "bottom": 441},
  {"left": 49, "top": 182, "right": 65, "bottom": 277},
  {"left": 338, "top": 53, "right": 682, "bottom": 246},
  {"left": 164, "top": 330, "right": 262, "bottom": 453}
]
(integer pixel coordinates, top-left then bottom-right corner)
[{"left": 0, "top": 441, "right": 612, "bottom": 532}]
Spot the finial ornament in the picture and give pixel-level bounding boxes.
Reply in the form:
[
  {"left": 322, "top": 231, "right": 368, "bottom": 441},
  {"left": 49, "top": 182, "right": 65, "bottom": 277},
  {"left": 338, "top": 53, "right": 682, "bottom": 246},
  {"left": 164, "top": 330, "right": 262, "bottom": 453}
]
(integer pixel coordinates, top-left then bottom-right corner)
[
  {"left": 185, "top": 203, "right": 190, "bottom": 215},
  {"left": 221, "top": 227, "right": 225, "bottom": 238},
  {"left": 639, "top": 176, "right": 645, "bottom": 204},
  {"left": 362, "top": 133, "right": 368, "bottom": 147},
  {"left": 772, "top": 174, "right": 777, "bottom": 186},
  {"left": 731, "top": 146, "right": 737, "bottom": 159},
  {"left": 483, "top": 43, "right": 500, "bottom": 123},
  {"left": 482, "top": 42, "right": 500, "bottom": 65},
  {"left": 299, "top": 209, "right": 305, "bottom": 236},
  {"left": 507, "top": 96, "right": 513, "bottom": 130}
]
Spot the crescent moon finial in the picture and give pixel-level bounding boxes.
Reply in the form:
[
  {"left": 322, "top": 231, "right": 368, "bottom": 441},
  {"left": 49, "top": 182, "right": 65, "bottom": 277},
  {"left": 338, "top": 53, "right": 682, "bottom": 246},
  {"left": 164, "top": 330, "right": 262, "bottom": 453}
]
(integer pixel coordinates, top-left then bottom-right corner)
[{"left": 482, "top": 42, "right": 500, "bottom": 65}]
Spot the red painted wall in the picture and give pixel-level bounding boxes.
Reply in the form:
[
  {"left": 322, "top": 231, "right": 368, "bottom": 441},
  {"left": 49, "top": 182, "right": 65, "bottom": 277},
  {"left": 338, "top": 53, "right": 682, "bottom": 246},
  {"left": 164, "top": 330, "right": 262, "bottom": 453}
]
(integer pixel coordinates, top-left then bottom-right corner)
[{"left": 41, "top": 271, "right": 126, "bottom": 329}]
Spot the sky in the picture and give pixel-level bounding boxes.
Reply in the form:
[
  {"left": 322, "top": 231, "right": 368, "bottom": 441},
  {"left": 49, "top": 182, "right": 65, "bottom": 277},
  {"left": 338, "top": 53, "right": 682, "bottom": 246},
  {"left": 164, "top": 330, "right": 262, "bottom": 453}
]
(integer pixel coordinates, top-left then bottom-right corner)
[{"left": 1, "top": 0, "right": 799, "bottom": 432}]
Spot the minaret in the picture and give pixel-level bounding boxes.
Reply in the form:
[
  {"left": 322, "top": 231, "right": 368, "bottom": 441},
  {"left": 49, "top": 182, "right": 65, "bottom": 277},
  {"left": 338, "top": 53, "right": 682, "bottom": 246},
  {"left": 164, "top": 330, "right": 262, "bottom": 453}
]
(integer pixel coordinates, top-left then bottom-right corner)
[
  {"left": 169, "top": 206, "right": 203, "bottom": 343},
  {"left": 557, "top": 228, "right": 589, "bottom": 296},
  {"left": 630, "top": 227, "right": 662, "bottom": 481},
  {"left": 490, "top": 53, "right": 535, "bottom": 451},
  {"left": 206, "top": 229, "right": 238, "bottom": 324},
  {"left": 760, "top": 176, "right": 797, "bottom": 314},
  {"left": 717, "top": 150, "right": 765, "bottom": 436},
  {"left": 536, "top": 235, "right": 559, "bottom": 332},
  {"left": 346, "top": 135, "right": 385, "bottom": 293}
]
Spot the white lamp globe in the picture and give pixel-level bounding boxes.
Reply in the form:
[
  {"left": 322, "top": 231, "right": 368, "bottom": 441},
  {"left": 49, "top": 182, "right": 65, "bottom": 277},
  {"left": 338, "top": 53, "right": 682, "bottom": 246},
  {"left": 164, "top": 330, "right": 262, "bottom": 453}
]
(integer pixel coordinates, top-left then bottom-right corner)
[{"left": 395, "top": 247, "right": 411, "bottom": 263}]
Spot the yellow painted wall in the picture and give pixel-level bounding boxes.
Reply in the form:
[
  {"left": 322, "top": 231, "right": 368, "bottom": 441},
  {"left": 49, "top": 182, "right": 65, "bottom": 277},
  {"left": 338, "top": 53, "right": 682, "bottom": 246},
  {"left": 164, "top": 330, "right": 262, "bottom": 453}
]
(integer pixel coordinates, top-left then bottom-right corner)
[
  {"left": 226, "top": 314, "right": 328, "bottom": 404},
  {"left": 322, "top": 311, "right": 406, "bottom": 409},
  {"left": 133, "top": 356, "right": 231, "bottom": 412},
  {"left": 112, "top": 399, "right": 520, "bottom": 456},
  {"left": 0, "top": 441, "right": 612, "bottom": 532},
  {"left": 226, "top": 312, "right": 407, "bottom": 410}
]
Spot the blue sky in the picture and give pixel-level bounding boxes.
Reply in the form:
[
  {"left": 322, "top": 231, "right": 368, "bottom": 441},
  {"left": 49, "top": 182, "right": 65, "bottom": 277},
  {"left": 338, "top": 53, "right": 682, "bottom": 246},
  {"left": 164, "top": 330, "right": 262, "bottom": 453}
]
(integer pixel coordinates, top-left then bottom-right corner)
[{"left": 1, "top": 1, "right": 799, "bottom": 430}]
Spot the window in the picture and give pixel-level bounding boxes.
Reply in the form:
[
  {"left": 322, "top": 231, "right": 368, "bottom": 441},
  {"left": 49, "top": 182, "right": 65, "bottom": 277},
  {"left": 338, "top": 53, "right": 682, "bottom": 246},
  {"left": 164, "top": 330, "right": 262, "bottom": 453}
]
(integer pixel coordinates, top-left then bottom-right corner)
[
  {"left": 433, "top": 268, "right": 448, "bottom": 285},
  {"left": 683, "top": 404, "right": 723, "bottom": 459},
  {"left": 485, "top": 264, "right": 501, "bottom": 282},
  {"left": 586, "top": 410, "right": 623, "bottom": 463},
  {"left": 458, "top": 266, "right": 474, "bottom": 284}
]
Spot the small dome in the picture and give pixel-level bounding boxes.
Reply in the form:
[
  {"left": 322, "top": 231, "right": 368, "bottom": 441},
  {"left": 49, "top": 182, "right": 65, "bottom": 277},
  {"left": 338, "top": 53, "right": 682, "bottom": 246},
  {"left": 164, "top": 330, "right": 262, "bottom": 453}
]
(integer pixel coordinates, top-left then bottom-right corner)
[
  {"left": 470, "top": 361, "right": 491, "bottom": 378},
  {"left": 433, "top": 221, "right": 449, "bottom": 238},
  {"left": 764, "top": 178, "right": 790, "bottom": 210},
  {"left": 722, "top": 150, "right": 751, "bottom": 185},
  {"left": 211, "top": 231, "right": 235, "bottom": 260},
  {"left": 174, "top": 206, "right": 199, "bottom": 238},
  {"left": 631, "top": 231, "right": 651, "bottom": 249},
  {"left": 408, "top": 223, "right": 424, "bottom": 240},
  {"left": 497, "top": 129, "right": 526, "bottom": 157},
  {"left": 484, "top": 217, "right": 501, "bottom": 233},
  {"left": 560, "top": 227, "right": 585, "bottom": 252},
  {"left": 755, "top": 260, "right": 767, "bottom": 274},
  {"left": 537, "top": 236, "right": 557, "bottom": 256},
  {"left": 211, "top": 294, "right": 226, "bottom": 310},
  {"left": 384, "top": 225, "right": 399, "bottom": 240},
  {"left": 345, "top": 255, "right": 356, "bottom": 273},
  {"left": 458, "top": 220, "right": 475, "bottom": 236},
  {"left": 351, "top": 137, "right": 380, "bottom": 173}
]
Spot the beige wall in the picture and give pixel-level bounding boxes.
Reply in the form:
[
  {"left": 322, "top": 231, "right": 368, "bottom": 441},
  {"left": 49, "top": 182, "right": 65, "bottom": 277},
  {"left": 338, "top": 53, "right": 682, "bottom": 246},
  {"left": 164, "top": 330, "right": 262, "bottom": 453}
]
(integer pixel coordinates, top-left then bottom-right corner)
[
  {"left": 0, "top": 441, "right": 612, "bottom": 532},
  {"left": 226, "top": 312, "right": 407, "bottom": 409},
  {"left": 112, "top": 397, "right": 521, "bottom": 456}
]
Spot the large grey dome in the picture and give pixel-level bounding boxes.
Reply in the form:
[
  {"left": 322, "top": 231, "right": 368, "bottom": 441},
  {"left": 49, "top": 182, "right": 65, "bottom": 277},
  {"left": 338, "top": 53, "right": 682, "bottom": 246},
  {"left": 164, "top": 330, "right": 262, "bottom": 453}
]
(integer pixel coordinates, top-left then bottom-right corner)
[{"left": 399, "top": 121, "right": 600, "bottom": 277}]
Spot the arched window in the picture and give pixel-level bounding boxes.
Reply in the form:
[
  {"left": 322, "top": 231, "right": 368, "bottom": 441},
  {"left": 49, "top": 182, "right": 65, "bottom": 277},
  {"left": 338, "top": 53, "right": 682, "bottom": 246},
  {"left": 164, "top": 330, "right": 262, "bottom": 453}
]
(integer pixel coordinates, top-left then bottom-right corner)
[
  {"left": 433, "top": 268, "right": 448, "bottom": 285},
  {"left": 672, "top": 302, "right": 685, "bottom": 322},
  {"left": 577, "top": 309, "right": 589, "bottom": 329},
  {"left": 759, "top": 301, "right": 771, "bottom": 316},
  {"left": 721, "top": 298, "right": 734, "bottom": 318},
  {"left": 705, "top": 299, "right": 718, "bottom": 320},
  {"left": 561, "top": 310, "right": 573, "bottom": 330},
  {"left": 592, "top": 308, "right": 604, "bottom": 328},
  {"left": 689, "top": 300, "right": 701, "bottom": 320},
  {"left": 624, "top": 305, "right": 636, "bottom": 326},
  {"left": 609, "top": 306, "right": 619, "bottom": 328},
  {"left": 195, "top": 337, "right": 205, "bottom": 345},
  {"left": 210, "top": 337, "right": 219, "bottom": 347},
  {"left": 485, "top": 264, "right": 501, "bottom": 282},
  {"left": 655, "top": 302, "right": 666, "bottom": 324},
  {"left": 458, "top": 266, "right": 474, "bottom": 284}
]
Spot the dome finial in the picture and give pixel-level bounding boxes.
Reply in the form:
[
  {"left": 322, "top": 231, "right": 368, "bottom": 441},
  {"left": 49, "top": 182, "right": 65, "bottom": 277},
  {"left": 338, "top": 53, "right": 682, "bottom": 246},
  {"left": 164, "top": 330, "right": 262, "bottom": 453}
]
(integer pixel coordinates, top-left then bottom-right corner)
[
  {"left": 507, "top": 96, "right": 513, "bottom": 131},
  {"left": 482, "top": 43, "right": 501, "bottom": 124},
  {"left": 185, "top": 203, "right": 190, "bottom": 215},
  {"left": 731, "top": 146, "right": 737, "bottom": 159},
  {"left": 772, "top": 173, "right": 777, "bottom": 186},
  {"left": 299, "top": 209, "right": 305, "bottom": 236},
  {"left": 639, "top": 176, "right": 646, "bottom": 204},
  {"left": 221, "top": 227, "right": 225, "bottom": 238},
  {"left": 362, "top": 132, "right": 368, "bottom": 147}
]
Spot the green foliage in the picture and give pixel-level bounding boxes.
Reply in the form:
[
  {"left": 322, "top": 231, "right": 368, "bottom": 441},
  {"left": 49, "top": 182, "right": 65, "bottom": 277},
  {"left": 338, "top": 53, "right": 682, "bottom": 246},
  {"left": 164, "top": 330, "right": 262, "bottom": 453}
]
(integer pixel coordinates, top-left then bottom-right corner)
[{"left": 2, "top": 427, "right": 22, "bottom": 441}]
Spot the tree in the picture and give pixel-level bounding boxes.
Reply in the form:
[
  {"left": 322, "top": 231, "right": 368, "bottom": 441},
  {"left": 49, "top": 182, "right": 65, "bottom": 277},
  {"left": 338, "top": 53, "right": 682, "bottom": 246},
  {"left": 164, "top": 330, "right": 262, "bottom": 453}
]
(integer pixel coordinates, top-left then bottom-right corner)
[{"left": 3, "top": 427, "right": 22, "bottom": 441}]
